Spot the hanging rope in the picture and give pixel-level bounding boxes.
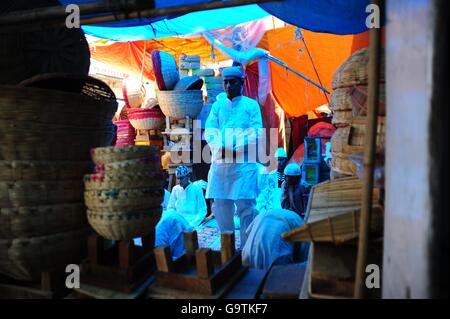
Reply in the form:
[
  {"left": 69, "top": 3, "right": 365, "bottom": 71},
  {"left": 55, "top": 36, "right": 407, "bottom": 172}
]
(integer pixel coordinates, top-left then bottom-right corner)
[
  {"left": 296, "top": 28, "right": 330, "bottom": 105},
  {"left": 140, "top": 40, "right": 147, "bottom": 83}
]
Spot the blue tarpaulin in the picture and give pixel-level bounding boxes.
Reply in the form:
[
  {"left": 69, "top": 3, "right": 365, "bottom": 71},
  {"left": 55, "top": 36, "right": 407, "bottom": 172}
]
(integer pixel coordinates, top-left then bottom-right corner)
[{"left": 58, "top": 0, "right": 370, "bottom": 40}]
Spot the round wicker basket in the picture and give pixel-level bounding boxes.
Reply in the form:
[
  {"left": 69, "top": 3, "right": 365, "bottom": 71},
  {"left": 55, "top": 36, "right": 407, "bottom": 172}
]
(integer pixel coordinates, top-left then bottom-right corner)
[
  {"left": 90, "top": 145, "right": 160, "bottom": 165},
  {"left": 84, "top": 187, "right": 164, "bottom": 212},
  {"left": 0, "top": 160, "right": 93, "bottom": 181},
  {"left": 331, "top": 110, "right": 353, "bottom": 127},
  {"left": 0, "top": 180, "right": 84, "bottom": 208},
  {"left": 94, "top": 157, "right": 161, "bottom": 174},
  {"left": 84, "top": 172, "right": 165, "bottom": 190},
  {"left": 329, "top": 85, "right": 386, "bottom": 116},
  {"left": 127, "top": 107, "right": 165, "bottom": 130},
  {"left": 0, "top": 228, "right": 89, "bottom": 281},
  {"left": 330, "top": 153, "right": 358, "bottom": 176},
  {"left": 157, "top": 90, "right": 204, "bottom": 120},
  {"left": 0, "top": 203, "right": 87, "bottom": 239},
  {"left": 87, "top": 207, "right": 162, "bottom": 240},
  {"left": 151, "top": 50, "right": 180, "bottom": 91}
]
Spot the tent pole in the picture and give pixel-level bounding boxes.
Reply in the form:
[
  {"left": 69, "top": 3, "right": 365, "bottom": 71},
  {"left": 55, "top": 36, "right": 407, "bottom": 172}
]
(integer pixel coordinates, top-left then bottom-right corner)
[
  {"left": 354, "top": 0, "right": 382, "bottom": 299},
  {"left": 0, "top": 0, "right": 279, "bottom": 33},
  {"left": 266, "top": 55, "right": 331, "bottom": 94}
]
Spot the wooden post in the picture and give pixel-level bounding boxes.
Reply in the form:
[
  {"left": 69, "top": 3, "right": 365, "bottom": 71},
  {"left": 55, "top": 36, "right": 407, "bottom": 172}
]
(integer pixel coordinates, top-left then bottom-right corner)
[
  {"left": 354, "top": 0, "right": 383, "bottom": 299},
  {"left": 221, "top": 231, "right": 235, "bottom": 264},
  {"left": 88, "top": 235, "right": 104, "bottom": 265},
  {"left": 196, "top": 248, "right": 214, "bottom": 279},
  {"left": 154, "top": 246, "right": 174, "bottom": 272},
  {"left": 119, "top": 240, "right": 135, "bottom": 269},
  {"left": 184, "top": 231, "right": 199, "bottom": 255}
]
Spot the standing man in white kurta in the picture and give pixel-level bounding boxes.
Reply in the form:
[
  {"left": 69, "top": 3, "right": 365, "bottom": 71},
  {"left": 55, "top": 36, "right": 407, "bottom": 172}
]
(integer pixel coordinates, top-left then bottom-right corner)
[{"left": 205, "top": 66, "right": 263, "bottom": 247}]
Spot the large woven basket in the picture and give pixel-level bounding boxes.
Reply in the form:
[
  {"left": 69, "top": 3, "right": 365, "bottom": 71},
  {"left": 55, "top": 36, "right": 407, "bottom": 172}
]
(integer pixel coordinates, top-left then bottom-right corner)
[
  {"left": 330, "top": 154, "right": 358, "bottom": 176},
  {"left": 0, "top": 74, "right": 117, "bottom": 127},
  {"left": 84, "top": 172, "right": 165, "bottom": 190},
  {"left": 151, "top": 50, "right": 180, "bottom": 91},
  {"left": 84, "top": 187, "right": 164, "bottom": 212},
  {"left": 0, "top": 180, "right": 84, "bottom": 208},
  {"left": 157, "top": 90, "right": 204, "bottom": 120},
  {"left": 87, "top": 207, "right": 162, "bottom": 240},
  {"left": 0, "top": 203, "right": 87, "bottom": 239},
  {"left": 331, "top": 110, "right": 353, "bottom": 127},
  {"left": 0, "top": 160, "right": 93, "bottom": 181},
  {"left": 0, "top": 228, "right": 89, "bottom": 281},
  {"left": 332, "top": 48, "right": 386, "bottom": 89},
  {"left": 90, "top": 145, "right": 160, "bottom": 165},
  {"left": 0, "top": 129, "right": 115, "bottom": 161},
  {"left": 127, "top": 107, "right": 165, "bottom": 130}
]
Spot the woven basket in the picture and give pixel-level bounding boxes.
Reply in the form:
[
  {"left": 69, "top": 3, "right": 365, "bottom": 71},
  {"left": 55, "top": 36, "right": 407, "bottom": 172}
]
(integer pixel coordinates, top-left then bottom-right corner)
[
  {"left": 331, "top": 117, "right": 385, "bottom": 156},
  {"left": 152, "top": 50, "right": 180, "bottom": 91},
  {"left": 84, "top": 171, "right": 165, "bottom": 190},
  {"left": 0, "top": 203, "right": 87, "bottom": 239},
  {"left": 0, "top": 3, "right": 90, "bottom": 85},
  {"left": 127, "top": 107, "right": 165, "bottom": 130},
  {"left": 329, "top": 85, "right": 386, "bottom": 116},
  {"left": 90, "top": 145, "right": 160, "bottom": 165},
  {"left": 94, "top": 157, "right": 161, "bottom": 174},
  {"left": 332, "top": 48, "right": 386, "bottom": 89},
  {"left": 330, "top": 154, "right": 358, "bottom": 176},
  {"left": 0, "top": 180, "right": 84, "bottom": 208},
  {"left": 0, "top": 228, "right": 89, "bottom": 281},
  {"left": 0, "top": 130, "right": 115, "bottom": 161},
  {"left": 330, "top": 168, "right": 353, "bottom": 180},
  {"left": 174, "top": 76, "right": 204, "bottom": 91},
  {"left": 331, "top": 110, "right": 353, "bottom": 127},
  {"left": 87, "top": 207, "right": 162, "bottom": 240},
  {"left": 0, "top": 160, "right": 93, "bottom": 181},
  {"left": 0, "top": 86, "right": 117, "bottom": 128},
  {"left": 157, "top": 90, "right": 204, "bottom": 120},
  {"left": 122, "top": 76, "right": 146, "bottom": 108},
  {"left": 84, "top": 187, "right": 164, "bottom": 212}
]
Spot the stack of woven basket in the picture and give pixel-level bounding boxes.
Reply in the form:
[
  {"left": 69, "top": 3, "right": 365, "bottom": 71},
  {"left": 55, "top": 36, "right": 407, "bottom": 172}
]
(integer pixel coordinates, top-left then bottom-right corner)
[
  {"left": 113, "top": 119, "right": 136, "bottom": 146},
  {"left": 329, "top": 48, "right": 386, "bottom": 179},
  {"left": 0, "top": 73, "right": 117, "bottom": 281},
  {"left": 85, "top": 146, "right": 164, "bottom": 240},
  {"left": 152, "top": 50, "right": 204, "bottom": 120}
]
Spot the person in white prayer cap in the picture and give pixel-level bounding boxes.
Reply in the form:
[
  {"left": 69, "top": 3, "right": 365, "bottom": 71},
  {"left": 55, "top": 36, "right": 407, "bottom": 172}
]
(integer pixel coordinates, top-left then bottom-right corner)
[
  {"left": 204, "top": 65, "right": 263, "bottom": 247},
  {"left": 166, "top": 165, "right": 207, "bottom": 228},
  {"left": 281, "top": 163, "right": 308, "bottom": 218}
]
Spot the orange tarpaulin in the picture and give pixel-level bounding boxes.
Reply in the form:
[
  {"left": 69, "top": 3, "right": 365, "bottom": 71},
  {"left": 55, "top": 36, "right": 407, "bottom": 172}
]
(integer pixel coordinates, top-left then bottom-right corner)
[
  {"left": 89, "top": 26, "right": 372, "bottom": 117},
  {"left": 266, "top": 26, "right": 370, "bottom": 117}
]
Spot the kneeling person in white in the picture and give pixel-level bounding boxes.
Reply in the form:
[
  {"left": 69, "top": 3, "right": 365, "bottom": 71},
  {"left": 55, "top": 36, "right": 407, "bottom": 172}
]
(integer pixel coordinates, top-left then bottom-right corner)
[{"left": 167, "top": 166, "right": 207, "bottom": 228}]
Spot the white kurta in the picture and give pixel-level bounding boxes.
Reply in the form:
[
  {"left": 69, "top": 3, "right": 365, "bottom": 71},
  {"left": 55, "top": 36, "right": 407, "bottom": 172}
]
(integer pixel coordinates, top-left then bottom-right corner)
[
  {"left": 205, "top": 95, "right": 263, "bottom": 200},
  {"left": 166, "top": 183, "right": 207, "bottom": 228}
]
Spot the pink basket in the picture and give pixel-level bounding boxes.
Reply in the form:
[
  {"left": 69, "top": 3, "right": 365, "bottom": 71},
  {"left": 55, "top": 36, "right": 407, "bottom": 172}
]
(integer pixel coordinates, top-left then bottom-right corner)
[{"left": 127, "top": 107, "right": 165, "bottom": 130}]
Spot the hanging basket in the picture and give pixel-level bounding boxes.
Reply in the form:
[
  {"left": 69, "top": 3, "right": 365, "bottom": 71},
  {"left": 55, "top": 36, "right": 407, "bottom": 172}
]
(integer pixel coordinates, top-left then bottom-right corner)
[
  {"left": 0, "top": 203, "right": 87, "bottom": 239},
  {"left": 157, "top": 90, "right": 204, "bottom": 120},
  {"left": 87, "top": 207, "right": 162, "bottom": 240}
]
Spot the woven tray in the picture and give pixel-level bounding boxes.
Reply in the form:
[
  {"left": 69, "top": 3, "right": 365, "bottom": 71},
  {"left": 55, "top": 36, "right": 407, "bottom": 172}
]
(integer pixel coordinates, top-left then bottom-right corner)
[
  {"left": 84, "top": 187, "right": 164, "bottom": 212},
  {"left": 0, "top": 203, "right": 87, "bottom": 239},
  {"left": 84, "top": 171, "right": 165, "bottom": 190},
  {"left": 0, "top": 160, "right": 93, "bottom": 181},
  {"left": 332, "top": 48, "right": 386, "bottom": 89},
  {"left": 0, "top": 180, "right": 84, "bottom": 208},
  {"left": 90, "top": 145, "right": 160, "bottom": 165},
  {"left": 0, "top": 228, "right": 89, "bottom": 281},
  {"left": 87, "top": 207, "right": 162, "bottom": 240}
]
